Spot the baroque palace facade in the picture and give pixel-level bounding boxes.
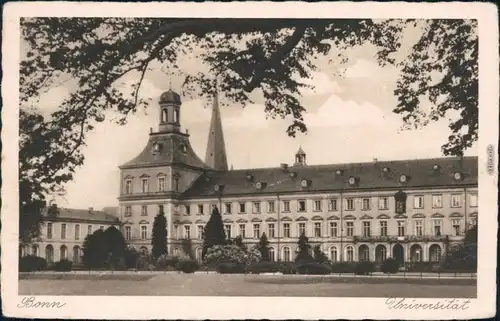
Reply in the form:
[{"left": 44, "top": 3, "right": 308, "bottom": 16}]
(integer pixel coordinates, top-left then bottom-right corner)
[{"left": 118, "top": 89, "right": 478, "bottom": 265}]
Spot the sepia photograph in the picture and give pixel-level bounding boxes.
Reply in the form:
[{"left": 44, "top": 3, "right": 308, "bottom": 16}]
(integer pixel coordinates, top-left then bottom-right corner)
[{"left": 2, "top": 2, "right": 498, "bottom": 319}]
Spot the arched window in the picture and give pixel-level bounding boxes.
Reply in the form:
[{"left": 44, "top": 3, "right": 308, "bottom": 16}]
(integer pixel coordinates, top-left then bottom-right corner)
[
  {"left": 196, "top": 247, "right": 203, "bottom": 262},
  {"left": 329, "top": 246, "right": 338, "bottom": 262},
  {"left": 45, "top": 245, "right": 54, "bottom": 263},
  {"left": 174, "top": 109, "right": 180, "bottom": 123},
  {"left": 375, "top": 245, "right": 386, "bottom": 263},
  {"left": 345, "top": 246, "right": 354, "bottom": 262},
  {"left": 429, "top": 244, "right": 442, "bottom": 262},
  {"left": 358, "top": 245, "right": 370, "bottom": 261},
  {"left": 283, "top": 247, "right": 291, "bottom": 262},
  {"left": 60, "top": 245, "right": 67, "bottom": 260},
  {"left": 268, "top": 247, "right": 275, "bottom": 262},
  {"left": 32, "top": 245, "right": 39, "bottom": 257},
  {"left": 73, "top": 246, "right": 81, "bottom": 264},
  {"left": 173, "top": 248, "right": 179, "bottom": 256},
  {"left": 161, "top": 109, "right": 168, "bottom": 123},
  {"left": 410, "top": 244, "right": 423, "bottom": 262}
]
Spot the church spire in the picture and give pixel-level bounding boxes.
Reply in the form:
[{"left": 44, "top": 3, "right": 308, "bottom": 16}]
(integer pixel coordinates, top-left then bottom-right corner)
[{"left": 205, "top": 89, "right": 228, "bottom": 171}]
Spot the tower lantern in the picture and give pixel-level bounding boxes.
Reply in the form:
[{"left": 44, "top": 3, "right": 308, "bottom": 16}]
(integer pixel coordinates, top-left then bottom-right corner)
[{"left": 158, "top": 89, "right": 182, "bottom": 133}]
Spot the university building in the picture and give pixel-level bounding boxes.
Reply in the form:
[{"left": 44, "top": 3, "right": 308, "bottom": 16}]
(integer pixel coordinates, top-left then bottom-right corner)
[
  {"left": 20, "top": 205, "right": 119, "bottom": 264},
  {"left": 118, "top": 89, "right": 478, "bottom": 264}
]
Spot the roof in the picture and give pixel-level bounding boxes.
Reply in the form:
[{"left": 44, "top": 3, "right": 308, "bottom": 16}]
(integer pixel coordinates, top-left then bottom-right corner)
[
  {"left": 159, "top": 89, "right": 181, "bottom": 104},
  {"left": 43, "top": 206, "right": 120, "bottom": 223},
  {"left": 296, "top": 146, "right": 306, "bottom": 155},
  {"left": 120, "top": 132, "right": 210, "bottom": 169},
  {"left": 182, "top": 156, "right": 478, "bottom": 198}
]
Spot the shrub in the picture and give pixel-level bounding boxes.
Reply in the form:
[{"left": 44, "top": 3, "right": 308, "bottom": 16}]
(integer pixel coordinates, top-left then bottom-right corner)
[
  {"left": 136, "top": 254, "right": 155, "bottom": 271},
  {"left": 176, "top": 258, "right": 200, "bottom": 273},
  {"left": 296, "top": 262, "right": 332, "bottom": 275},
  {"left": 19, "top": 255, "right": 47, "bottom": 272},
  {"left": 53, "top": 259, "right": 73, "bottom": 271},
  {"left": 205, "top": 245, "right": 261, "bottom": 267},
  {"left": 249, "top": 261, "right": 280, "bottom": 274},
  {"left": 381, "top": 258, "right": 399, "bottom": 274},
  {"left": 354, "top": 261, "right": 376, "bottom": 275},
  {"left": 216, "top": 262, "right": 247, "bottom": 274},
  {"left": 407, "top": 262, "right": 435, "bottom": 273},
  {"left": 330, "top": 262, "right": 356, "bottom": 274},
  {"left": 157, "top": 254, "right": 180, "bottom": 269},
  {"left": 277, "top": 262, "right": 297, "bottom": 274}
]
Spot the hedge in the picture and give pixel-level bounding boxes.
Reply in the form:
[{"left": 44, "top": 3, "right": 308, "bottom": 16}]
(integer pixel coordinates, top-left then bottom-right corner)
[
  {"left": 296, "top": 262, "right": 332, "bottom": 275},
  {"left": 216, "top": 262, "right": 247, "bottom": 274},
  {"left": 19, "top": 255, "right": 47, "bottom": 272},
  {"left": 354, "top": 261, "right": 376, "bottom": 275},
  {"left": 175, "top": 259, "right": 199, "bottom": 273},
  {"left": 381, "top": 258, "right": 399, "bottom": 274},
  {"left": 54, "top": 259, "right": 73, "bottom": 271},
  {"left": 249, "top": 261, "right": 280, "bottom": 274}
]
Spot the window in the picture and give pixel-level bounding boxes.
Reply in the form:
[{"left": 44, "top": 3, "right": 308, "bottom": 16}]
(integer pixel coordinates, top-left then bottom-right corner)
[
  {"left": 451, "top": 194, "right": 462, "bottom": 208},
  {"left": 314, "top": 222, "right": 322, "bottom": 237},
  {"left": 432, "top": 194, "right": 443, "bottom": 208},
  {"left": 378, "top": 197, "right": 388, "bottom": 210},
  {"left": 329, "top": 247, "right": 338, "bottom": 262},
  {"left": 239, "top": 224, "right": 246, "bottom": 238},
  {"left": 47, "top": 223, "right": 53, "bottom": 239},
  {"left": 415, "top": 220, "right": 423, "bottom": 237},
  {"left": 252, "top": 202, "right": 261, "bottom": 214},
  {"left": 362, "top": 221, "right": 371, "bottom": 237},
  {"left": 125, "top": 180, "right": 132, "bottom": 194},
  {"left": 125, "top": 226, "right": 131, "bottom": 240},
  {"left": 433, "top": 219, "right": 442, "bottom": 236},
  {"left": 313, "top": 200, "right": 322, "bottom": 212},
  {"left": 328, "top": 199, "right": 338, "bottom": 211},
  {"left": 174, "top": 225, "right": 179, "bottom": 239},
  {"left": 397, "top": 220, "right": 406, "bottom": 237},
  {"left": 329, "top": 222, "right": 338, "bottom": 237},
  {"left": 253, "top": 224, "right": 260, "bottom": 239},
  {"left": 197, "top": 225, "right": 204, "bottom": 239},
  {"left": 61, "top": 223, "right": 66, "bottom": 239},
  {"left": 162, "top": 109, "right": 167, "bottom": 122},
  {"left": 268, "top": 224, "right": 275, "bottom": 238},
  {"left": 470, "top": 194, "right": 478, "bottom": 207},
  {"left": 87, "top": 225, "right": 92, "bottom": 236},
  {"left": 75, "top": 224, "right": 80, "bottom": 240},
  {"left": 298, "top": 200, "right": 306, "bottom": 212},
  {"left": 141, "top": 205, "right": 148, "bottom": 216},
  {"left": 267, "top": 201, "right": 275, "bottom": 213},
  {"left": 346, "top": 221, "right": 354, "bottom": 237},
  {"left": 283, "top": 247, "right": 291, "bottom": 262},
  {"left": 346, "top": 199, "right": 354, "bottom": 211},
  {"left": 362, "top": 198, "right": 371, "bottom": 210},
  {"left": 224, "top": 225, "right": 232, "bottom": 239},
  {"left": 198, "top": 204, "right": 204, "bottom": 215},
  {"left": 141, "top": 178, "right": 149, "bottom": 193},
  {"left": 346, "top": 246, "right": 354, "bottom": 262},
  {"left": 379, "top": 221, "right": 388, "bottom": 237},
  {"left": 125, "top": 206, "right": 132, "bottom": 217},
  {"left": 141, "top": 226, "right": 147, "bottom": 240},
  {"left": 452, "top": 219, "right": 461, "bottom": 236},
  {"left": 413, "top": 195, "right": 424, "bottom": 209},
  {"left": 298, "top": 223, "right": 306, "bottom": 236},
  {"left": 430, "top": 245, "right": 442, "bottom": 262},
  {"left": 225, "top": 203, "right": 232, "bottom": 214},
  {"left": 283, "top": 223, "right": 291, "bottom": 238},
  {"left": 239, "top": 202, "right": 246, "bottom": 213},
  {"left": 283, "top": 201, "right": 290, "bottom": 212},
  {"left": 269, "top": 248, "right": 275, "bottom": 262},
  {"left": 184, "top": 205, "right": 191, "bottom": 215},
  {"left": 158, "top": 177, "right": 165, "bottom": 192},
  {"left": 184, "top": 225, "right": 191, "bottom": 239},
  {"left": 174, "top": 178, "right": 180, "bottom": 192},
  {"left": 159, "top": 205, "right": 164, "bottom": 214}
]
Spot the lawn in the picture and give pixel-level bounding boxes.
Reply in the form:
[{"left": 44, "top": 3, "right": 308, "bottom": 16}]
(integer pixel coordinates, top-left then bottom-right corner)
[{"left": 18, "top": 273, "right": 477, "bottom": 298}]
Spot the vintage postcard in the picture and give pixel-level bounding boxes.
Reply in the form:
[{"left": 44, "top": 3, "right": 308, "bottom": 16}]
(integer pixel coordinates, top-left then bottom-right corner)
[{"left": 1, "top": 1, "right": 498, "bottom": 319}]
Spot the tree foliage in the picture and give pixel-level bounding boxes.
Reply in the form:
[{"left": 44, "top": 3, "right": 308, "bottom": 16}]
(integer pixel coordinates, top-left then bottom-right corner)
[
  {"left": 82, "top": 226, "right": 127, "bottom": 269},
  {"left": 181, "top": 238, "right": 195, "bottom": 259},
  {"left": 295, "top": 232, "right": 313, "bottom": 263},
  {"left": 19, "top": 18, "right": 478, "bottom": 241},
  {"left": 257, "top": 232, "right": 270, "bottom": 261},
  {"left": 151, "top": 208, "right": 168, "bottom": 259},
  {"left": 202, "top": 206, "right": 226, "bottom": 258},
  {"left": 313, "top": 244, "right": 328, "bottom": 263}
]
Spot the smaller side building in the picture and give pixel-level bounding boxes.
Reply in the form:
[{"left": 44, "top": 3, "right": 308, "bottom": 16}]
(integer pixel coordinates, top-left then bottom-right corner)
[{"left": 20, "top": 204, "right": 120, "bottom": 264}]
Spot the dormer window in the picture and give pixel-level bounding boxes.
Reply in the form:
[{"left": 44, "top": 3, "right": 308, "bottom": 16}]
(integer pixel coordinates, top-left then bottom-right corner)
[
  {"left": 348, "top": 176, "right": 357, "bottom": 185},
  {"left": 335, "top": 169, "right": 344, "bottom": 176},
  {"left": 180, "top": 144, "right": 187, "bottom": 153},
  {"left": 382, "top": 167, "right": 390, "bottom": 173},
  {"left": 245, "top": 174, "right": 254, "bottom": 181},
  {"left": 399, "top": 174, "right": 408, "bottom": 183},
  {"left": 289, "top": 171, "right": 297, "bottom": 178},
  {"left": 301, "top": 179, "right": 311, "bottom": 188},
  {"left": 153, "top": 142, "right": 161, "bottom": 153},
  {"left": 454, "top": 172, "right": 463, "bottom": 180},
  {"left": 433, "top": 164, "right": 440, "bottom": 171},
  {"left": 255, "top": 181, "right": 266, "bottom": 190}
]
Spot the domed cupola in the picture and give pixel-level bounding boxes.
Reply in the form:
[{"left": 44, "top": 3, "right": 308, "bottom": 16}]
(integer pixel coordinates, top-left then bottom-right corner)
[
  {"left": 158, "top": 89, "right": 182, "bottom": 133},
  {"left": 159, "top": 89, "right": 182, "bottom": 105}
]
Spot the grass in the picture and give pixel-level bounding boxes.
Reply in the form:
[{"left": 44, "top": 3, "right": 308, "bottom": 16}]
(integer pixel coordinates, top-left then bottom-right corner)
[{"left": 18, "top": 273, "right": 477, "bottom": 298}]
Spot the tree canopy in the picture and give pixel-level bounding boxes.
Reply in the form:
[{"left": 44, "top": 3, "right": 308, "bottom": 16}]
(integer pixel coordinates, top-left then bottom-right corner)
[
  {"left": 19, "top": 18, "right": 478, "bottom": 241},
  {"left": 151, "top": 208, "right": 168, "bottom": 258},
  {"left": 202, "top": 206, "right": 226, "bottom": 259}
]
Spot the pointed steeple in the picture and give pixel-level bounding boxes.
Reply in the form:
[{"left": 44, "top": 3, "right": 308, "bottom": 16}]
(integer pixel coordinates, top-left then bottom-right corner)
[{"left": 205, "top": 89, "right": 228, "bottom": 171}]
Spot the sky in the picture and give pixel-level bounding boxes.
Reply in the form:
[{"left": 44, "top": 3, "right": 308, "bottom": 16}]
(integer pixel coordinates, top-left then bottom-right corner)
[{"left": 30, "top": 22, "right": 477, "bottom": 210}]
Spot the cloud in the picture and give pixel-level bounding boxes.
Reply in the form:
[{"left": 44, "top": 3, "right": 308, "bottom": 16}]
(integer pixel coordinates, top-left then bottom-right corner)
[
  {"left": 344, "top": 59, "right": 398, "bottom": 80},
  {"left": 303, "top": 94, "right": 400, "bottom": 129},
  {"left": 300, "top": 71, "right": 344, "bottom": 96}
]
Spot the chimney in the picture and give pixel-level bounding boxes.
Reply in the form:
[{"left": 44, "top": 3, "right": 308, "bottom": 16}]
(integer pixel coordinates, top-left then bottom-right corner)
[
  {"left": 186, "top": 129, "right": 189, "bottom": 135},
  {"left": 280, "top": 163, "right": 289, "bottom": 170},
  {"left": 89, "top": 207, "right": 94, "bottom": 214}
]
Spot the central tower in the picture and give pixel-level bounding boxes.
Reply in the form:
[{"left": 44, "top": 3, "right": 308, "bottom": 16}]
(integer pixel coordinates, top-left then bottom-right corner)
[
  {"left": 205, "top": 91, "right": 228, "bottom": 171},
  {"left": 158, "top": 89, "right": 181, "bottom": 133}
]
